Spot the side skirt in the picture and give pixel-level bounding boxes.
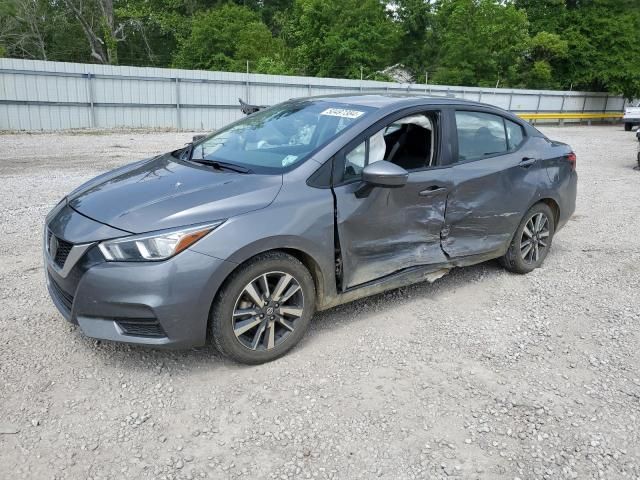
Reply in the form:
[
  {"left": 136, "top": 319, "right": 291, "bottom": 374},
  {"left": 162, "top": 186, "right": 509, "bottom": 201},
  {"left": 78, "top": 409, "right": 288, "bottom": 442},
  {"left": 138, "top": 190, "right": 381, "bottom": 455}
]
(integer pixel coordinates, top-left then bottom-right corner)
[{"left": 316, "top": 248, "right": 505, "bottom": 311}]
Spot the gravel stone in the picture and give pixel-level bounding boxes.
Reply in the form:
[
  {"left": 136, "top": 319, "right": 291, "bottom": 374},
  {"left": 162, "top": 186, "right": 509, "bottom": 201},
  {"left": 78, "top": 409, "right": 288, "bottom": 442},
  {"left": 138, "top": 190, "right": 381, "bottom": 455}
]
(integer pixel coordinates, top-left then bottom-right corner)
[{"left": 0, "top": 126, "right": 639, "bottom": 479}]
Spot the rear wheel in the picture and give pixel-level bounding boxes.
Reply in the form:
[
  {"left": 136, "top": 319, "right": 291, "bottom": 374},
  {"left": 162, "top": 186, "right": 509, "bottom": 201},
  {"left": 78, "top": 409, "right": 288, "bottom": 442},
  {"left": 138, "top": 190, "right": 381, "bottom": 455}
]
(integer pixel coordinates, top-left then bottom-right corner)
[
  {"left": 210, "top": 251, "right": 315, "bottom": 364},
  {"left": 625, "top": 123, "right": 632, "bottom": 131},
  {"left": 500, "top": 203, "right": 555, "bottom": 274}
]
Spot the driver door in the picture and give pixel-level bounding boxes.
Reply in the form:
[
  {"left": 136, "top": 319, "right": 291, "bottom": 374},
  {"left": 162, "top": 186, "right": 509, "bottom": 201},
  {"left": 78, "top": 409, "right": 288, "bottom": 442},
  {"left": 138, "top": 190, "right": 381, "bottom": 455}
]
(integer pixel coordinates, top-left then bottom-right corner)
[{"left": 332, "top": 109, "right": 451, "bottom": 289}]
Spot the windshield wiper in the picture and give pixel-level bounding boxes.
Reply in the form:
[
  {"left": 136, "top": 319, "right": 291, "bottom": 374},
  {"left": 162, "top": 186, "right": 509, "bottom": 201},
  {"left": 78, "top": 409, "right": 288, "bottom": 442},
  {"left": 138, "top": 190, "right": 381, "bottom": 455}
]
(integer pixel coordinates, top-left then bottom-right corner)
[{"left": 190, "top": 158, "right": 252, "bottom": 174}]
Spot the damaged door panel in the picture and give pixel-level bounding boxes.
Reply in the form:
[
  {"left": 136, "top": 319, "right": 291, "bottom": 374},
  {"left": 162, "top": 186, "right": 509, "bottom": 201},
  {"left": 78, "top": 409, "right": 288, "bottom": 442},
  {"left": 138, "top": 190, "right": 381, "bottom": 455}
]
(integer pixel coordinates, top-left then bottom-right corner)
[
  {"left": 442, "top": 155, "right": 539, "bottom": 257},
  {"left": 331, "top": 109, "right": 451, "bottom": 290},
  {"left": 334, "top": 170, "right": 452, "bottom": 289},
  {"left": 441, "top": 110, "right": 546, "bottom": 258}
]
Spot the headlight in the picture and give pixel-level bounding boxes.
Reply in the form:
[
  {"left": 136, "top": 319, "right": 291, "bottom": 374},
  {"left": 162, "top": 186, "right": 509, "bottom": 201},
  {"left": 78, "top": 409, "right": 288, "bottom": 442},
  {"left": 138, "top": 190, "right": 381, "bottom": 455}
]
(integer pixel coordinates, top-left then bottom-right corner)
[{"left": 98, "top": 221, "right": 224, "bottom": 262}]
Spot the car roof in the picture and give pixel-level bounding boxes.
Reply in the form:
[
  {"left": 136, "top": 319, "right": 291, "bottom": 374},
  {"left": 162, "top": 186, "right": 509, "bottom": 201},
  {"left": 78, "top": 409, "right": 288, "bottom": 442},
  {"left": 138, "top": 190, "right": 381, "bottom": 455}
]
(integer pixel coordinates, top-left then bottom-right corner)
[{"left": 303, "top": 93, "right": 495, "bottom": 110}]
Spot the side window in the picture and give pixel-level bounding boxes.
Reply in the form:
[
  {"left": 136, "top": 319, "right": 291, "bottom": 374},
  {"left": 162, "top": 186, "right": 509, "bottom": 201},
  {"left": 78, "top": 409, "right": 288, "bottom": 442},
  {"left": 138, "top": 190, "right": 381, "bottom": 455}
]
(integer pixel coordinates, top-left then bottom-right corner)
[
  {"left": 344, "top": 140, "right": 366, "bottom": 182},
  {"left": 342, "top": 112, "right": 437, "bottom": 181},
  {"left": 455, "top": 111, "right": 508, "bottom": 162},
  {"left": 342, "top": 130, "right": 386, "bottom": 182},
  {"left": 505, "top": 119, "right": 525, "bottom": 151}
]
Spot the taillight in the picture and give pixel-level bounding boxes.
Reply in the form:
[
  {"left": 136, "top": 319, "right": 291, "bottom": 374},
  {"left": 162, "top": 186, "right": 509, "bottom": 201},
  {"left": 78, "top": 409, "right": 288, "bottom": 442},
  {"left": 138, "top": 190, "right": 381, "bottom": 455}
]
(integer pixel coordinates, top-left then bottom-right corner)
[{"left": 566, "top": 152, "right": 576, "bottom": 170}]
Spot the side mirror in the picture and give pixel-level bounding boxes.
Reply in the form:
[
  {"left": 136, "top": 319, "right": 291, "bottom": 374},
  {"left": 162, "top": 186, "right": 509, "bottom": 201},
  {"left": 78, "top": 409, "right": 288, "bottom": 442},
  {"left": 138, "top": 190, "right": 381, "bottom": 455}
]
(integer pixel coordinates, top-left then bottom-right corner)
[
  {"left": 355, "top": 161, "right": 408, "bottom": 198},
  {"left": 362, "top": 161, "right": 408, "bottom": 188}
]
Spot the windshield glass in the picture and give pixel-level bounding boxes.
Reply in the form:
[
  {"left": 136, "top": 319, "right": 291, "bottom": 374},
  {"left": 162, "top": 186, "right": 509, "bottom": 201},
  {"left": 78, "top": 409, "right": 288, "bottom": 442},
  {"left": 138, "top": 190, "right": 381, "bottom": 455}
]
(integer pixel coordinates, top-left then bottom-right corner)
[{"left": 190, "top": 100, "right": 375, "bottom": 173}]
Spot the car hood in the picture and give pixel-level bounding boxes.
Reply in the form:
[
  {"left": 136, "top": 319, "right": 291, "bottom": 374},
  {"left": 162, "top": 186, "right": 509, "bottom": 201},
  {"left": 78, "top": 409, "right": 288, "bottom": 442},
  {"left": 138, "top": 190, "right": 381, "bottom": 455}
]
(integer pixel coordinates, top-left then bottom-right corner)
[{"left": 68, "top": 153, "right": 283, "bottom": 233}]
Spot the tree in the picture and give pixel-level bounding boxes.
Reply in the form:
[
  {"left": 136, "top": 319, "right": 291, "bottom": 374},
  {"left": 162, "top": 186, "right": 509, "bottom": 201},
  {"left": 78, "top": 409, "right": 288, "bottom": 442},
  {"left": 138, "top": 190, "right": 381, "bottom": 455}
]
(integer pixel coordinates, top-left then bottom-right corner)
[
  {"left": 519, "top": 31, "right": 568, "bottom": 89},
  {"left": 284, "top": 0, "right": 400, "bottom": 78},
  {"left": 516, "top": 0, "right": 640, "bottom": 97},
  {"left": 432, "top": 0, "right": 530, "bottom": 87},
  {"left": 0, "top": 0, "right": 88, "bottom": 62},
  {"left": 60, "top": 0, "right": 153, "bottom": 64},
  {"left": 514, "top": 0, "right": 566, "bottom": 34},
  {"left": 172, "top": 4, "right": 285, "bottom": 73},
  {"left": 391, "top": 0, "right": 436, "bottom": 79}
]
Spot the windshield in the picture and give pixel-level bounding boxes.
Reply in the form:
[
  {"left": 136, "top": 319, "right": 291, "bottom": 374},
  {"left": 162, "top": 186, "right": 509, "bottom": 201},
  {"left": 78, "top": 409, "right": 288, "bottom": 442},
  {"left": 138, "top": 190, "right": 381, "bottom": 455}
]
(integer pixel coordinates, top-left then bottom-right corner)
[{"left": 190, "top": 100, "right": 375, "bottom": 173}]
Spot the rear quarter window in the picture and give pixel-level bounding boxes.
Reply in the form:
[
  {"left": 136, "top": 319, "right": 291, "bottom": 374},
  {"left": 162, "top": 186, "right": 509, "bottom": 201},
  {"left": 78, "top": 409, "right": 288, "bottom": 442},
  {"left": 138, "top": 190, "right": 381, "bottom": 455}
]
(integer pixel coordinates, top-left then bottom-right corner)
[{"left": 505, "top": 119, "right": 525, "bottom": 151}]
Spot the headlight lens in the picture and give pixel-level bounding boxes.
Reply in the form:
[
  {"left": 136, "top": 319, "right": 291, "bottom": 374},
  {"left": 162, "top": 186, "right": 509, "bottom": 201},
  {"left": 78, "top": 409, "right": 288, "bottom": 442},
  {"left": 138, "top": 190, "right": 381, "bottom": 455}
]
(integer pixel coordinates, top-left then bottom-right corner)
[{"left": 98, "top": 221, "right": 224, "bottom": 262}]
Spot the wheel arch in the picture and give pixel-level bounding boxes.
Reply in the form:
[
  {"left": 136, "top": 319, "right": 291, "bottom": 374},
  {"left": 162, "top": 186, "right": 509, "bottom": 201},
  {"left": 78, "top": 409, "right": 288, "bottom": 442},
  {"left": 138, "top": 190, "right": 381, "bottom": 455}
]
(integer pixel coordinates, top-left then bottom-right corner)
[
  {"left": 204, "top": 244, "right": 330, "bottom": 344},
  {"left": 538, "top": 197, "right": 560, "bottom": 228},
  {"left": 214, "top": 238, "right": 332, "bottom": 308}
]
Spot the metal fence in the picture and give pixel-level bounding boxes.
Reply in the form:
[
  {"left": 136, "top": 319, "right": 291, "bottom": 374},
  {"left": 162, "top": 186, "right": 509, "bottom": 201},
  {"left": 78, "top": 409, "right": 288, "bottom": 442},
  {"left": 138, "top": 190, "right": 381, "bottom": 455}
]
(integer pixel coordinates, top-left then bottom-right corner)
[{"left": 0, "top": 58, "right": 627, "bottom": 131}]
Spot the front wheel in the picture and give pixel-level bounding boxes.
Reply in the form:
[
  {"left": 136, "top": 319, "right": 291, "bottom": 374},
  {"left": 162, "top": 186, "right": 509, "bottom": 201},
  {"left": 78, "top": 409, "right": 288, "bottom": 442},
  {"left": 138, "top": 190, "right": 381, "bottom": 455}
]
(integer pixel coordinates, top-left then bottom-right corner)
[
  {"left": 210, "top": 251, "right": 315, "bottom": 364},
  {"left": 625, "top": 123, "right": 632, "bottom": 132},
  {"left": 500, "top": 203, "right": 555, "bottom": 274}
]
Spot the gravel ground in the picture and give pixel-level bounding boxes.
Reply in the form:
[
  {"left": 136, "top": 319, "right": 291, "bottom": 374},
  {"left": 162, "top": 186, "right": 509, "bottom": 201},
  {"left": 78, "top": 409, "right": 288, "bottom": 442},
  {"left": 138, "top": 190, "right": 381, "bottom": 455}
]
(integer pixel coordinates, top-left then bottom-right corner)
[{"left": 1, "top": 126, "right": 639, "bottom": 480}]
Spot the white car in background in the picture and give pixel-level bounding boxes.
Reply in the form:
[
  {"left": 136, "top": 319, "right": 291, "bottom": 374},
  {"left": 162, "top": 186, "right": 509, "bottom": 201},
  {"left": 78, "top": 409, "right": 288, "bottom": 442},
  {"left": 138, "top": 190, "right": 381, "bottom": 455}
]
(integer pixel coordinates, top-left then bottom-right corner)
[{"left": 624, "top": 102, "right": 640, "bottom": 131}]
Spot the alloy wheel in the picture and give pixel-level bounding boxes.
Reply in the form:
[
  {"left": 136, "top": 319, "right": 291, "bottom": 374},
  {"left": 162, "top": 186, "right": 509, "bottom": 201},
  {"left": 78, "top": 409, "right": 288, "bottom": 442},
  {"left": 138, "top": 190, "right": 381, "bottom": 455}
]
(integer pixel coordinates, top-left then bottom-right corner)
[
  {"left": 232, "top": 271, "right": 304, "bottom": 351},
  {"left": 520, "top": 212, "right": 550, "bottom": 264}
]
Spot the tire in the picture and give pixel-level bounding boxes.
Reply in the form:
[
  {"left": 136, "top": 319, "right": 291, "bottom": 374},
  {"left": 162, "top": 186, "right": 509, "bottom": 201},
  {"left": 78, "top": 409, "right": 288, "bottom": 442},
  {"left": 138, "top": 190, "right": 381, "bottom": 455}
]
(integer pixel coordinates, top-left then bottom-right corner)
[
  {"left": 637, "top": 151, "right": 640, "bottom": 169},
  {"left": 500, "top": 203, "right": 555, "bottom": 274},
  {"left": 625, "top": 123, "right": 632, "bottom": 131},
  {"left": 210, "top": 251, "right": 315, "bottom": 364}
]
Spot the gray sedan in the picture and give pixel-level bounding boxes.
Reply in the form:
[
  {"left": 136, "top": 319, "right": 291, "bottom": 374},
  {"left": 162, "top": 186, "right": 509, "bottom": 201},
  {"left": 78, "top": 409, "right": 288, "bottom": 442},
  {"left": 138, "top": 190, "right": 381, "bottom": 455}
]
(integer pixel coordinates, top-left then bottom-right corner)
[{"left": 44, "top": 95, "right": 577, "bottom": 364}]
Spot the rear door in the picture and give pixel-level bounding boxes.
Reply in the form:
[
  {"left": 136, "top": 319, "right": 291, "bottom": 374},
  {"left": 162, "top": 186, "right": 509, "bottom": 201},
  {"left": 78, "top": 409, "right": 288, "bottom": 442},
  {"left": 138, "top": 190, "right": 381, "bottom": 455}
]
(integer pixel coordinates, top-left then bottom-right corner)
[
  {"left": 442, "top": 110, "right": 545, "bottom": 258},
  {"left": 332, "top": 108, "right": 453, "bottom": 289}
]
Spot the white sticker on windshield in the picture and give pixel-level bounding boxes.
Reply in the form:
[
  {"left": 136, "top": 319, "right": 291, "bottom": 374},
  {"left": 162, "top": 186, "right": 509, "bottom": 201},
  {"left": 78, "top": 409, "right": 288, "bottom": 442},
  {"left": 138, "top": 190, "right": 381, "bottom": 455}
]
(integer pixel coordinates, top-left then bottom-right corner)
[
  {"left": 320, "top": 108, "right": 365, "bottom": 119},
  {"left": 282, "top": 155, "right": 298, "bottom": 167}
]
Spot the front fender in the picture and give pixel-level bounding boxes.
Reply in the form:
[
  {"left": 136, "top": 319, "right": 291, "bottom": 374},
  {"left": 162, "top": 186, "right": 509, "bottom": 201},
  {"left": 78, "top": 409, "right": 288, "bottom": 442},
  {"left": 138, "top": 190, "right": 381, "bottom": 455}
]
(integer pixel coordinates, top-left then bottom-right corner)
[{"left": 189, "top": 181, "right": 337, "bottom": 307}]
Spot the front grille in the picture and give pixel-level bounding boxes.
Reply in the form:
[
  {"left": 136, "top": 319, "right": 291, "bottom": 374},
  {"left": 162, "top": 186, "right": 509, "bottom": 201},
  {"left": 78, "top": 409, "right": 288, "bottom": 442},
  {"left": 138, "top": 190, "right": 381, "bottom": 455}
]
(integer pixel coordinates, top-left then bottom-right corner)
[
  {"left": 116, "top": 320, "right": 167, "bottom": 338},
  {"left": 48, "top": 274, "right": 74, "bottom": 312},
  {"left": 47, "top": 230, "right": 73, "bottom": 268}
]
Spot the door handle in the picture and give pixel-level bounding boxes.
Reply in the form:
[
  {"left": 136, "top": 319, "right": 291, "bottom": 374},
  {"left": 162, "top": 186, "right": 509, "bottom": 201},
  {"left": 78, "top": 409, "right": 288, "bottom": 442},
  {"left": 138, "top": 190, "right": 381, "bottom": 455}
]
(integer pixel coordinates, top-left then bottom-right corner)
[
  {"left": 419, "top": 185, "right": 448, "bottom": 196},
  {"left": 520, "top": 157, "right": 538, "bottom": 168}
]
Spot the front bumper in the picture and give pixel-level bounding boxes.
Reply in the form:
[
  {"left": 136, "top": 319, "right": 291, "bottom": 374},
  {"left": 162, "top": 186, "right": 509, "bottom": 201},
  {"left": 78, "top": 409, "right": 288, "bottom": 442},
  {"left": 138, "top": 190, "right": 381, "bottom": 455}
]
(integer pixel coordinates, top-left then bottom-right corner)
[
  {"left": 46, "top": 249, "right": 235, "bottom": 347},
  {"left": 44, "top": 205, "right": 237, "bottom": 348}
]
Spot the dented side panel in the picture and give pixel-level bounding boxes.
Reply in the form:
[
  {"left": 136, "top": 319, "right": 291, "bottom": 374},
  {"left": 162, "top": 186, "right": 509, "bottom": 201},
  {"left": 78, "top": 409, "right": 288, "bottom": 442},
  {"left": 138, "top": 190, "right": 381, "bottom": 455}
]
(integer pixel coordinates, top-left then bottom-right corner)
[
  {"left": 442, "top": 145, "right": 548, "bottom": 257},
  {"left": 334, "top": 168, "right": 453, "bottom": 289},
  {"left": 442, "top": 140, "right": 546, "bottom": 258}
]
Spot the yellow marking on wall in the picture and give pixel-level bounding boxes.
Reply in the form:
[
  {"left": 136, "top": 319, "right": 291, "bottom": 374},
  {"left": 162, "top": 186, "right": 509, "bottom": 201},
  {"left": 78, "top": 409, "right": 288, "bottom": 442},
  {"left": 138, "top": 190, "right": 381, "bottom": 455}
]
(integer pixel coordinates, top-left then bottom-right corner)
[{"left": 517, "top": 112, "right": 623, "bottom": 120}]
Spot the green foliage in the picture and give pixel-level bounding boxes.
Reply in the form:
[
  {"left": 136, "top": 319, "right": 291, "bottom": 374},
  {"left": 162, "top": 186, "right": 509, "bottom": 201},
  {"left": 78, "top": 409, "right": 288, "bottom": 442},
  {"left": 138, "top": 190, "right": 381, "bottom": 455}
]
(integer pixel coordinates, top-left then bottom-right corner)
[
  {"left": 1, "top": 0, "right": 639, "bottom": 97},
  {"left": 431, "top": 0, "right": 529, "bottom": 87},
  {"left": 559, "top": 0, "right": 640, "bottom": 98},
  {"left": 529, "top": 32, "right": 569, "bottom": 61},
  {"left": 390, "top": 0, "right": 435, "bottom": 76},
  {"left": 284, "top": 0, "right": 400, "bottom": 78},
  {"left": 172, "top": 4, "right": 284, "bottom": 72}
]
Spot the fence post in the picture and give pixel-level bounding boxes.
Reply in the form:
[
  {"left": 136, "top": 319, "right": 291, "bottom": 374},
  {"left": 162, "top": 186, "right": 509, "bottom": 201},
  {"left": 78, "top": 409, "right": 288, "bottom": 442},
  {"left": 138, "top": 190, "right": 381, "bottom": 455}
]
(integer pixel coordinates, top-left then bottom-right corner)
[
  {"left": 175, "top": 77, "right": 181, "bottom": 130},
  {"left": 559, "top": 94, "right": 566, "bottom": 126},
  {"left": 246, "top": 60, "right": 250, "bottom": 103},
  {"left": 508, "top": 91, "right": 513, "bottom": 111},
  {"left": 533, "top": 94, "right": 542, "bottom": 126},
  {"left": 478, "top": 90, "right": 483, "bottom": 102},
  {"left": 86, "top": 73, "right": 95, "bottom": 128},
  {"left": 602, "top": 95, "right": 609, "bottom": 124}
]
